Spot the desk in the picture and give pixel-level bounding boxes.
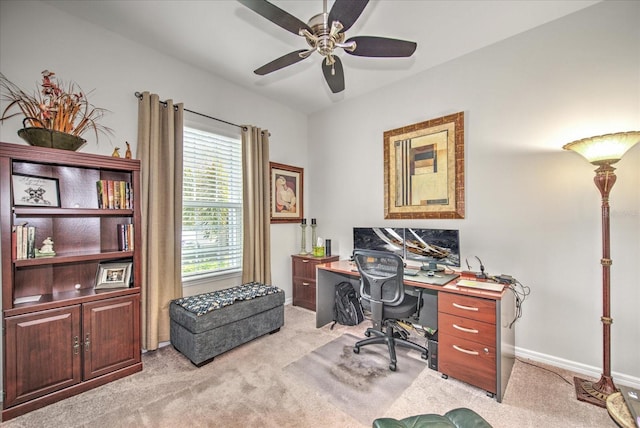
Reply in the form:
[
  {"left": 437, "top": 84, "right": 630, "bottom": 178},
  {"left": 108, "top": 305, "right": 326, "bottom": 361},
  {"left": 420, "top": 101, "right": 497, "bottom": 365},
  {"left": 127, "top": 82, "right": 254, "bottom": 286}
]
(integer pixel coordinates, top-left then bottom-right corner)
[{"left": 316, "top": 260, "right": 516, "bottom": 402}]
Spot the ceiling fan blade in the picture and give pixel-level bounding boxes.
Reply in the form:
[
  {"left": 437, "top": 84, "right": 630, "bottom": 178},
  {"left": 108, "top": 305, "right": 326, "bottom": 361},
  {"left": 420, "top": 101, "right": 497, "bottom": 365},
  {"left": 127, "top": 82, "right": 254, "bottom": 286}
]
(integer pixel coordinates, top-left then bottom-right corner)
[
  {"left": 345, "top": 36, "right": 417, "bottom": 57},
  {"left": 238, "top": 0, "right": 311, "bottom": 36},
  {"left": 254, "top": 50, "right": 310, "bottom": 75},
  {"left": 322, "top": 56, "right": 345, "bottom": 94},
  {"left": 328, "top": 0, "right": 368, "bottom": 33}
]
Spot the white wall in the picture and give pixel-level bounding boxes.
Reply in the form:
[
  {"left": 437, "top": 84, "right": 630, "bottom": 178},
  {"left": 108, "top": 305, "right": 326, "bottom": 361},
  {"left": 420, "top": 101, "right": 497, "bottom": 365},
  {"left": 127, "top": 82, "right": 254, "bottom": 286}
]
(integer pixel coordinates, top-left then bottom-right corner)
[
  {"left": 308, "top": 0, "right": 639, "bottom": 385},
  {"left": 0, "top": 0, "right": 310, "bottom": 388}
]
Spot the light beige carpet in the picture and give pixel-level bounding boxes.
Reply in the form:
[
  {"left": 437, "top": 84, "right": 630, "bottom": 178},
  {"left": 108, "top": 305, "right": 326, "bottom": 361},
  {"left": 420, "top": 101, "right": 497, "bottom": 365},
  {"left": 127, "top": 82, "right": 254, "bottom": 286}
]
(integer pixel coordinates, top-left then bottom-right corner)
[{"left": 0, "top": 305, "right": 617, "bottom": 427}]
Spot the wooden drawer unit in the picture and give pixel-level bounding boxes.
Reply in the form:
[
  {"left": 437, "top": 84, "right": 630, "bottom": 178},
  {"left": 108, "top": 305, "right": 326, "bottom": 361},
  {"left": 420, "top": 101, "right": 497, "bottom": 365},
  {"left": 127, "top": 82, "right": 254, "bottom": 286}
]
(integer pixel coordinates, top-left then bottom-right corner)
[
  {"left": 291, "top": 254, "right": 338, "bottom": 311},
  {"left": 438, "top": 292, "right": 499, "bottom": 395}
]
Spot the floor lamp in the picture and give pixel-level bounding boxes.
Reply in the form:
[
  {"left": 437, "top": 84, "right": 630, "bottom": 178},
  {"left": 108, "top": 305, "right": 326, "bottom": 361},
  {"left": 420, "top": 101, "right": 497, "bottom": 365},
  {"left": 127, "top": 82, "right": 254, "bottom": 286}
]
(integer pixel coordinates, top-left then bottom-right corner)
[{"left": 563, "top": 131, "right": 640, "bottom": 408}]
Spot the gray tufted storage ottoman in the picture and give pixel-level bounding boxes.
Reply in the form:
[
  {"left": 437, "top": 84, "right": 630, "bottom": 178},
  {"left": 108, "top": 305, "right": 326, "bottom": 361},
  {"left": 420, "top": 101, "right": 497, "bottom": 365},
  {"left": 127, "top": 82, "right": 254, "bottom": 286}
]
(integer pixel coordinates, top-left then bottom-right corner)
[{"left": 170, "top": 283, "right": 284, "bottom": 366}]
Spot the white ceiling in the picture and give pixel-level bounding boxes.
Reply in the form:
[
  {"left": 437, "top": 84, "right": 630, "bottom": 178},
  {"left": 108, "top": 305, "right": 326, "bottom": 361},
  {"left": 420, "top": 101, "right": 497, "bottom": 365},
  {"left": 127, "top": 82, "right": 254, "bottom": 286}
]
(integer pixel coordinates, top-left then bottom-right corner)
[{"left": 45, "top": 0, "right": 599, "bottom": 114}]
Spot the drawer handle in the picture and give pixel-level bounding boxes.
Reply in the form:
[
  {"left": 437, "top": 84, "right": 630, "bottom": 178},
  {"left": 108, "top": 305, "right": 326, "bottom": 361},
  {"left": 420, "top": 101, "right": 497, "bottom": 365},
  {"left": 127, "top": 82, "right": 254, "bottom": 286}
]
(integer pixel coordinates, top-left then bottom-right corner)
[
  {"left": 453, "top": 324, "right": 479, "bottom": 334},
  {"left": 453, "top": 345, "right": 479, "bottom": 356},
  {"left": 452, "top": 302, "right": 479, "bottom": 312},
  {"left": 302, "top": 282, "right": 310, "bottom": 286},
  {"left": 302, "top": 260, "right": 310, "bottom": 263}
]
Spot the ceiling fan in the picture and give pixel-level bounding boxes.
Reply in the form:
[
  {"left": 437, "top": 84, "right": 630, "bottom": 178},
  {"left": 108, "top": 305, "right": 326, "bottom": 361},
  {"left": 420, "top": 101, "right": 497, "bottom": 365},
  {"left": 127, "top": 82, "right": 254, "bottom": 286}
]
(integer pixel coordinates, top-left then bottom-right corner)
[{"left": 237, "top": 0, "right": 417, "bottom": 93}]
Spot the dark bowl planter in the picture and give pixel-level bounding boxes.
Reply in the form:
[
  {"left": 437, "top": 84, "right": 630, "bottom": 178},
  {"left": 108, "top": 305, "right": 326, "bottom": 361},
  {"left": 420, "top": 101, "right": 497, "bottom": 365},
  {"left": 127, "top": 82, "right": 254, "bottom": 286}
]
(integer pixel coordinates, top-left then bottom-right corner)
[{"left": 17, "top": 127, "right": 86, "bottom": 151}]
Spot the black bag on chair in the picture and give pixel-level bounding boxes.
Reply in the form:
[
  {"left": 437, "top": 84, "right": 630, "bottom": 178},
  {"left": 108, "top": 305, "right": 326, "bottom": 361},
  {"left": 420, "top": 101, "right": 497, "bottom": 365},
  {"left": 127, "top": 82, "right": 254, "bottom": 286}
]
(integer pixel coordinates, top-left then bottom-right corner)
[{"left": 331, "top": 281, "right": 365, "bottom": 329}]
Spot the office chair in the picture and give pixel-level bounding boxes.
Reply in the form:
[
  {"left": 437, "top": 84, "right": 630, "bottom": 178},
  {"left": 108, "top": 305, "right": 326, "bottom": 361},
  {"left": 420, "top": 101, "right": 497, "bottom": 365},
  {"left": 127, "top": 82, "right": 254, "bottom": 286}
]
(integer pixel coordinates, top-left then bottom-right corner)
[{"left": 352, "top": 249, "right": 428, "bottom": 371}]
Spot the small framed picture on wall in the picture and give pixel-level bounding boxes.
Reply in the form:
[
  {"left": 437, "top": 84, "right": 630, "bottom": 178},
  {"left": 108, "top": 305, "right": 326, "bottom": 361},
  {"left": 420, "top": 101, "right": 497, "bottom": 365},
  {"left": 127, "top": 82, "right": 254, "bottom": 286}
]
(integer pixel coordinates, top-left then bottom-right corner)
[{"left": 270, "top": 162, "right": 303, "bottom": 224}]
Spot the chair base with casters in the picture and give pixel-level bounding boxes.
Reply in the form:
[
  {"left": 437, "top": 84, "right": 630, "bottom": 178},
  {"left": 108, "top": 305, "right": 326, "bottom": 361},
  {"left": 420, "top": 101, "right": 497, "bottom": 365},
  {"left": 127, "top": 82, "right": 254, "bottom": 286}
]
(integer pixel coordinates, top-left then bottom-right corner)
[
  {"left": 353, "top": 289, "right": 428, "bottom": 371},
  {"left": 353, "top": 318, "right": 428, "bottom": 371},
  {"left": 351, "top": 249, "right": 429, "bottom": 372}
]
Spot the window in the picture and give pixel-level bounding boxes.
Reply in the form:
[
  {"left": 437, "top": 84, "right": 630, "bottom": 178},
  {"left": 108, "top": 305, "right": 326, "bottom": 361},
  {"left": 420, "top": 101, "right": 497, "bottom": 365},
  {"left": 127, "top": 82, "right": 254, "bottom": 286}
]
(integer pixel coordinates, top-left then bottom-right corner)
[{"left": 182, "top": 126, "right": 242, "bottom": 279}]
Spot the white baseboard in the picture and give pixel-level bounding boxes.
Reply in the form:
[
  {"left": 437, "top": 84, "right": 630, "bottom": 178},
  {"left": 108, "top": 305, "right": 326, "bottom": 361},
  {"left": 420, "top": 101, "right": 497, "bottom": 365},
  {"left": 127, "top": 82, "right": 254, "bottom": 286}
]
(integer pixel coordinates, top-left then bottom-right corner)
[{"left": 516, "top": 346, "right": 640, "bottom": 389}]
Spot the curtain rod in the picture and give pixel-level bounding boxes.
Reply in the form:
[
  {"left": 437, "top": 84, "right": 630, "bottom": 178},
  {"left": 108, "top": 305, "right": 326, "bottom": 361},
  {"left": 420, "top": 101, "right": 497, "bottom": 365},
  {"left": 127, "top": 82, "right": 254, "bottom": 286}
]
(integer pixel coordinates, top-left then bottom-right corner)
[{"left": 134, "top": 91, "right": 246, "bottom": 131}]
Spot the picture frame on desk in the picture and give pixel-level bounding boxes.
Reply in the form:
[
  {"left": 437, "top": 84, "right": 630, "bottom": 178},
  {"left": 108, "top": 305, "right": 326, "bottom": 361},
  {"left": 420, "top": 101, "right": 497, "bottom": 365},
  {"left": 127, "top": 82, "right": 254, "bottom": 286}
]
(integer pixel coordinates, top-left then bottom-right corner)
[
  {"left": 95, "top": 261, "right": 132, "bottom": 289},
  {"left": 11, "top": 173, "right": 61, "bottom": 207},
  {"left": 270, "top": 162, "right": 303, "bottom": 224},
  {"left": 383, "top": 112, "right": 465, "bottom": 219}
]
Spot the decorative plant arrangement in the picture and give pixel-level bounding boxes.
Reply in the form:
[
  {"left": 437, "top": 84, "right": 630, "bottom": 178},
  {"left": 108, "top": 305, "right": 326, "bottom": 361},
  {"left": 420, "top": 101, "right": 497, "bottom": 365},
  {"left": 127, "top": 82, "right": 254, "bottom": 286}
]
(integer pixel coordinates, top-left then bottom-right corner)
[{"left": 0, "top": 70, "right": 112, "bottom": 150}]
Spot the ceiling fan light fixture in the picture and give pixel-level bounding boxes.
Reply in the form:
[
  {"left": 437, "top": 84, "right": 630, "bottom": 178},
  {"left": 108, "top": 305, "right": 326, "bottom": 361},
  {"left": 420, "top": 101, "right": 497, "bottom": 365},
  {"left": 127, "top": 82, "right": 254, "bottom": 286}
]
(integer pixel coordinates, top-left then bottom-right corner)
[
  {"left": 239, "top": 0, "right": 418, "bottom": 94},
  {"left": 324, "top": 54, "right": 336, "bottom": 66},
  {"left": 298, "top": 49, "right": 315, "bottom": 59},
  {"left": 330, "top": 21, "right": 344, "bottom": 38},
  {"left": 336, "top": 40, "right": 357, "bottom": 52}
]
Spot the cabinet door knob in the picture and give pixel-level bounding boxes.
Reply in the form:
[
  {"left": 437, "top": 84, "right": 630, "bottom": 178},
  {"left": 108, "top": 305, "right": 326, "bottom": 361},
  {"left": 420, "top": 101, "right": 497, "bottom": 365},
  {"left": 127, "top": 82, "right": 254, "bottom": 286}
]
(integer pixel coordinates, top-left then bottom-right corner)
[
  {"left": 85, "top": 333, "right": 91, "bottom": 352},
  {"left": 73, "top": 336, "right": 80, "bottom": 355}
]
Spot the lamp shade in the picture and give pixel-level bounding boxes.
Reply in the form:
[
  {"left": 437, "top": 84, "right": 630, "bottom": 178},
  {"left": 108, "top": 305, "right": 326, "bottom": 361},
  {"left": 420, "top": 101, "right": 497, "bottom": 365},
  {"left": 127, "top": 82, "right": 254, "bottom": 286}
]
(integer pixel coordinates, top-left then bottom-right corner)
[{"left": 563, "top": 131, "right": 640, "bottom": 165}]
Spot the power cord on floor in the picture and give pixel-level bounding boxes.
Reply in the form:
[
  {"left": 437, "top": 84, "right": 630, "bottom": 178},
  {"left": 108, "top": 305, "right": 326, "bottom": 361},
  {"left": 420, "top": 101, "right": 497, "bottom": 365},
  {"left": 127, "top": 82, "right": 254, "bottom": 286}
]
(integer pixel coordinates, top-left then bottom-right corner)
[{"left": 516, "top": 357, "right": 572, "bottom": 385}]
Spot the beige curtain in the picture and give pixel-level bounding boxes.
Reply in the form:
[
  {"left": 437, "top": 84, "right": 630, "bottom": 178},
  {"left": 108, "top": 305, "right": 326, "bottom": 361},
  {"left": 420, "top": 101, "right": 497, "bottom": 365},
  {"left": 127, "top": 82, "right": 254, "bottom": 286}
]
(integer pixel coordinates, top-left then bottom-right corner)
[
  {"left": 137, "top": 92, "right": 184, "bottom": 350},
  {"left": 241, "top": 126, "right": 271, "bottom": 284}
]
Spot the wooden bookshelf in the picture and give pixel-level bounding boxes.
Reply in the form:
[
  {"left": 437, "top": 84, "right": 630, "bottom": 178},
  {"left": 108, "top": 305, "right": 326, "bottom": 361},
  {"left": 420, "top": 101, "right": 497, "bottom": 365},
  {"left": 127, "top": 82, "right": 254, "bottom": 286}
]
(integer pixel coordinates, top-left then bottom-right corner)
[{"left": 0, "top": 142, "right": 142, "bottom": 421}]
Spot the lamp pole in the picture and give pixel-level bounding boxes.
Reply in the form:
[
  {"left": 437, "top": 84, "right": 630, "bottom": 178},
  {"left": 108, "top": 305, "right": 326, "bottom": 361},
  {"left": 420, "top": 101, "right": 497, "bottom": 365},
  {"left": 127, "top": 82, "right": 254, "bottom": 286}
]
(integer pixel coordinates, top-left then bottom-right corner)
[
  {"left": 572, "top": 163, "right": 618, "bottom": 406},
  {"left": 563, "top": 131, "right": 639, "bottom": 407}
]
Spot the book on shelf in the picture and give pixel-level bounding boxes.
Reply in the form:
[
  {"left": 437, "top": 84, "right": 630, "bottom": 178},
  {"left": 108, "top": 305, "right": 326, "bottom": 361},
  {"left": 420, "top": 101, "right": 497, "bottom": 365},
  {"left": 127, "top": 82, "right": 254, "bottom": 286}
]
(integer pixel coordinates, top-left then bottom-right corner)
[
  {"left": 96, "top": 180, "right": 133, "bottom": 210},
  {"left": 125, "top": 182, "right": 131, "bottom": 209},
  {"left": 11, "top": 225, "right": 18, "bottom": 260},
  {"left": 113, "top": 181, "right": 121, "bottom": 209},
  {"left": 117, "top": 223, "right": 134, "bottom": 251},
  {"left": 120, "top": 181, "right": 127, "bottom": 210},
  {"left": 26, "top": 226, "right": 36, "bottom": 258},
  {"left": 13, "top": 223, "right": 36, "bottom": 260},
  {"left": 107, "top": 180, "right": 115, "bottom": 209}
]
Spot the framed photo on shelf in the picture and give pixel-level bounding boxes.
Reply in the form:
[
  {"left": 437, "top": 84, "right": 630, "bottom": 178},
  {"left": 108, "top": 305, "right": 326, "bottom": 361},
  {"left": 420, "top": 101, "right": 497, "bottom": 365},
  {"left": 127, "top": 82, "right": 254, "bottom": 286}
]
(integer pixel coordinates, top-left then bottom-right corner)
[
  {"left": 270, "top": 162, "right": 303, "bottom": 224},
  {"left": 95, "top": 261, "right": 132, "bottom": 289},
  {"left": 11, "top": 173, "right": 61, "bottom": 207}
]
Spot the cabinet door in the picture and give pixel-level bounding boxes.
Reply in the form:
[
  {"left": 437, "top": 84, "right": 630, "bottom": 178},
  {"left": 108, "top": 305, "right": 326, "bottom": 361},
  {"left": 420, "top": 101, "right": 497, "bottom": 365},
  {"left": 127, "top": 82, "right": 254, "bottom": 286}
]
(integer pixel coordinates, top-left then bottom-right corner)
[
  {"left": 82, "top": 294, "right": 141, "bottom": 380},
  {"left": 4, "top": 306, "right": 82, "bottom": 407}
]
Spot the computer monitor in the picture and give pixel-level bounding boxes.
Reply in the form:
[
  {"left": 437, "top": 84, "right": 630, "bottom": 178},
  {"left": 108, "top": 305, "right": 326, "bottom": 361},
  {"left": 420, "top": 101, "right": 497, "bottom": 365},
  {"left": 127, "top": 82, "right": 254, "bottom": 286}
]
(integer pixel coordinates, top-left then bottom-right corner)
[
  {"left": 404, "top": 228, "right": 460, "bottom": 272},
  {"left": 352, "top": 227, "right": 405, "bottom": 258},
  {"left": 353, "top": 227, "right": 460, "bottom": 272}
]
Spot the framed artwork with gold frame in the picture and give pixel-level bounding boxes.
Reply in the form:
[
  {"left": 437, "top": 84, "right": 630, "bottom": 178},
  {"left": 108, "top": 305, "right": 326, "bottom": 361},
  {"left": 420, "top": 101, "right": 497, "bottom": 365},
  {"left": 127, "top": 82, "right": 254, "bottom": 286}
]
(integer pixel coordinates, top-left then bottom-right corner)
[
  {"left": 270, "top": 162, "right": 303, "bottom": 224},
  {"left": 384, "top": 111, "right": 465, "bottom": 219}
]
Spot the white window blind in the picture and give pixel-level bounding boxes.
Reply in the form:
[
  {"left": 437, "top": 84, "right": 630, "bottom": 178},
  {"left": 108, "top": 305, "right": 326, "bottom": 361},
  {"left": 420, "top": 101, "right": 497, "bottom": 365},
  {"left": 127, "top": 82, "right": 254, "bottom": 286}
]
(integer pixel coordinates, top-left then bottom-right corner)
[{"left": 182, "top": 126, "right": 242, "bottom": 278}]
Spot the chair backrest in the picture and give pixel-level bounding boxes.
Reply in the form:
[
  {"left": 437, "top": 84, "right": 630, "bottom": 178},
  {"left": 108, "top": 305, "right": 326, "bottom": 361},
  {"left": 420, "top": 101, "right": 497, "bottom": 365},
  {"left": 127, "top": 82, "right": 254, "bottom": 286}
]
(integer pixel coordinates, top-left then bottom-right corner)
[{"left": 353, "top": 249, "right": 405, "bottom": 308}]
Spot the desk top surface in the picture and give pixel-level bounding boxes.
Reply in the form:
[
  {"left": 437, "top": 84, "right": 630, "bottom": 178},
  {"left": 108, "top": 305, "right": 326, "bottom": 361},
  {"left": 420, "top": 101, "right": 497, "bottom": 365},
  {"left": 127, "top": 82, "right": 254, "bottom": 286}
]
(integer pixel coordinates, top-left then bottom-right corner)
[{"left": 318, "top": 260, "right": 509, "bottom": 300}]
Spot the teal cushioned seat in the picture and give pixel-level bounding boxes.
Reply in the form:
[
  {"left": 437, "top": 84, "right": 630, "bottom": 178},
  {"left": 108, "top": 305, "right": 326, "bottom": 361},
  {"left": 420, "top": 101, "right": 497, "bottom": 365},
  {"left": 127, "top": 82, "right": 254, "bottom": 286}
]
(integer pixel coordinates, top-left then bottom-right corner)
[{"left": 372, "top": 408, "right": 493, "bottom": 428}]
